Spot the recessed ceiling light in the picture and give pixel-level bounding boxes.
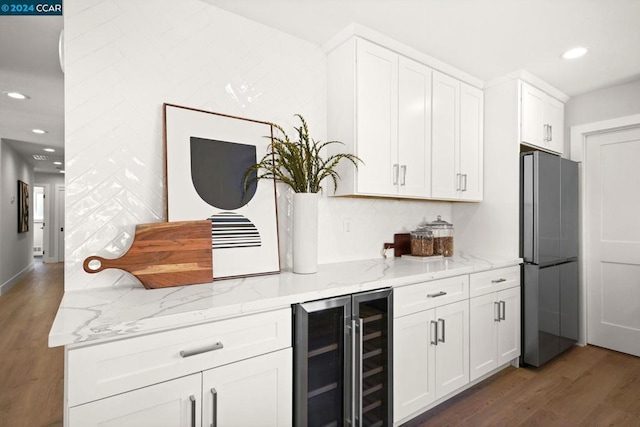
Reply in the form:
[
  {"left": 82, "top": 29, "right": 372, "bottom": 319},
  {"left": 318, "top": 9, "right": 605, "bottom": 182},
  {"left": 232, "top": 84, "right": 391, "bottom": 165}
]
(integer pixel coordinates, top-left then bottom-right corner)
[
  {"left": 53, "top": 161, "right": 62, "bottom": 165},
  {"left": 4, "top": 91, "right": 30, "bottom": 100},
  {"left": 44, "top": 148, "right": 55, "bottom": 152},
  {"left": 32, "top": 129, "right": 47, "bottom": 134},
  {"left": 562, "top": 46, "right": 588, "bottom": 59}
]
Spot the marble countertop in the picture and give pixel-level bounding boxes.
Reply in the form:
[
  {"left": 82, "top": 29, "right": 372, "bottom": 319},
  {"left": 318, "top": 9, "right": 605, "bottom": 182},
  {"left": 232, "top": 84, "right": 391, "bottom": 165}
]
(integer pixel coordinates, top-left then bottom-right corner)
[{"left": 48, "top": 253, "right": 521, "bottom": 348}]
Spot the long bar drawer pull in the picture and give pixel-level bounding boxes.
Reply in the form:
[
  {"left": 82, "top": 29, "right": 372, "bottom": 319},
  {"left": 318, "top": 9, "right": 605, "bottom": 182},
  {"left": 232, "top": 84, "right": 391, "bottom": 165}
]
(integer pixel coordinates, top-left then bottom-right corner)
[
  {"left": 491, "top": 278, "right": 507, "bottom": 283},
  {"left": 427, "top": 291, "right": 447, "bottom": 298},
  {"left": 180, "top": 342, "right": 224, "bottom": 358}
]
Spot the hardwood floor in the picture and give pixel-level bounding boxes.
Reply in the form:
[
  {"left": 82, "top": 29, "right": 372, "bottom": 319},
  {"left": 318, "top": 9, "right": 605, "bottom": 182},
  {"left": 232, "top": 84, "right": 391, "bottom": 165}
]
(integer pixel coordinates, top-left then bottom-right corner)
[
  {"left": 406, "top": 345, "right": 640, "bottom": 427},
  {"left": 0, "top": 258, "right": 64, "bottom": 427}
]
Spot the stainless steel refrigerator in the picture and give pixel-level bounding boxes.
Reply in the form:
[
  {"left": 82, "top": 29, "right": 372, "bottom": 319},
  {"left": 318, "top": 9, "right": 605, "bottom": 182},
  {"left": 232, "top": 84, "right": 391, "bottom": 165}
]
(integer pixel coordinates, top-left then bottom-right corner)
[{"left": 521, "top": 151, "right": 579, "bottom": 367}]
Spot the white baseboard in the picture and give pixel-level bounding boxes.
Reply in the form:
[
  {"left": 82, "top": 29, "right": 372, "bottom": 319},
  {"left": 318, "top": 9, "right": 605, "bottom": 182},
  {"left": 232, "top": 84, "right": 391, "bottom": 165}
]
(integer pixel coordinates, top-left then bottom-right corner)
[{"left": 0, "top": 262, "right": 35, "bottom": 296}]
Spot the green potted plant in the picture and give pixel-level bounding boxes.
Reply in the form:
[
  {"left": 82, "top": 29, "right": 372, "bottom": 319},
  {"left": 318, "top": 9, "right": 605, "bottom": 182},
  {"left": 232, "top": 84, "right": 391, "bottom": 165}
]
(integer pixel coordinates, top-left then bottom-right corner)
[{"left": 245, "top": 114, "right": 361, "bottom": 273}]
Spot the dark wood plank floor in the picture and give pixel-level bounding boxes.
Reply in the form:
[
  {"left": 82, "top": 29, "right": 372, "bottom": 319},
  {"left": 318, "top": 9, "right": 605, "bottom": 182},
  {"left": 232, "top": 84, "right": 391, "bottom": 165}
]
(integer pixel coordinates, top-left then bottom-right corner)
[
  {"left": 406, "top": 345, "right": 640, "bottom": 427},
  {"left": 0, "top": 258, "right": 64, "bottom": 427}
]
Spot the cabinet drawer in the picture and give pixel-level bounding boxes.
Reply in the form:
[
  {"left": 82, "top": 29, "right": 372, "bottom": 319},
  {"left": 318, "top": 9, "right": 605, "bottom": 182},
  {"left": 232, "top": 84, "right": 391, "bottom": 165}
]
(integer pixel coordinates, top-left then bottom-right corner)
[
  {"left": 394, "top": 275, "right": 469, "bottom": 317},
  {"left": 67, "top": 308, "right": 291, "bottom": 407},
  {"left": 470, "top": 266, "right": 520, "bottom": 297}
]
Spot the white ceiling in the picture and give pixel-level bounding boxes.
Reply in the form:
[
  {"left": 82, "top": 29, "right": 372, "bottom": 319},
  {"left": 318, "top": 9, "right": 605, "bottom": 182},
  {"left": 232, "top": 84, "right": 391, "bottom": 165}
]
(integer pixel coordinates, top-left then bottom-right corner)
[
  {"left": 0, "top": 15, "right": 64, "bottom": 174},
  {"left": 2, "top": 1, "right": 639, "bottom": 177},
  {"left": 205, "top": 0, "right": 640, "bottom": 97}
]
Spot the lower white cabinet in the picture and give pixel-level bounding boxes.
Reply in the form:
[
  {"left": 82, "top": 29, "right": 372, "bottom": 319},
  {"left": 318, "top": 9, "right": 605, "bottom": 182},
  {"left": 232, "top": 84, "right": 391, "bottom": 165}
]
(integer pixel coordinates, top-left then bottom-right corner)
[
  {"left": 69, "top": 348, "right": 292, "bottom": 427},
  {"left": 394, "top": 299, "right": 469, "bottom": 422},
  {"left": 469, "top": 287, "right": 521, "bottom": 381}
]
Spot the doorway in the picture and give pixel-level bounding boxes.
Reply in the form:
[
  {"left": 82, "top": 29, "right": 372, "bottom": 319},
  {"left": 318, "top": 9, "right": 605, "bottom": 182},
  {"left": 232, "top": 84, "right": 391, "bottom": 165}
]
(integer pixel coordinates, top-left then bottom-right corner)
[{"left": 571, "top": 114, "right": 640, "bottom": 357}]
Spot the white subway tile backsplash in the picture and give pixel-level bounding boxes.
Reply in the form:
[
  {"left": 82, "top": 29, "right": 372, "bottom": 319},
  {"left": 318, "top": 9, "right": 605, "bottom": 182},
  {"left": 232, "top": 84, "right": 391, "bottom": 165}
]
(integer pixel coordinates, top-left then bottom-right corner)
[{"left": 65, "top": 0, "right": 453, "bottom": 291}]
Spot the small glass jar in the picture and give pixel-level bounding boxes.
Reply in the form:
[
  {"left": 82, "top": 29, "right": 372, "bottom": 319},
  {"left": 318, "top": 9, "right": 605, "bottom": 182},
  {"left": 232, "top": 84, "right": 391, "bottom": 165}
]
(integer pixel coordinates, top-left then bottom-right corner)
[
  {"left": 428, "top": 215, "right": 454, "bottom": 257},
  {"left": 410, "top": 226, "right": 434, "bottom": 257}
]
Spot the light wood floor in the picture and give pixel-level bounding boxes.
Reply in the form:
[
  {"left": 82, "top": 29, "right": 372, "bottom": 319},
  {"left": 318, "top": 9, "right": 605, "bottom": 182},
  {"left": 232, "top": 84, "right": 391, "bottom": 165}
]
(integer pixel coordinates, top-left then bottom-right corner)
[
  {"left": 0, "top": 258, "right": 64, "bottom": 427},
  {"left": 1, "top": 261, "right": 639, "bottom": 426},
  {"left": 407, "top": 345, "right": 640, "bottom": 426}
]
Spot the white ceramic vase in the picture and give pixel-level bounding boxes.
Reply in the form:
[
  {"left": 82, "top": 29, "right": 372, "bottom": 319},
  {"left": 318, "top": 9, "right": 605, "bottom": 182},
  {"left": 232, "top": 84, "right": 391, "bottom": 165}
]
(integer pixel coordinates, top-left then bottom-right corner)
[{"left": 292, "top": 192, "right": 319, "bottom": 274}]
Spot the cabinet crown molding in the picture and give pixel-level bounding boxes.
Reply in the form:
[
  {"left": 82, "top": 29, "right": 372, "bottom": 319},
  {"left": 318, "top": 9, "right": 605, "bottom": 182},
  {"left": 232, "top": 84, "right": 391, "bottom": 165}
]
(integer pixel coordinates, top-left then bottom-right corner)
[
  {"left": 322, "top": 22, "right": 484, "bottom": 89},
  {"left": 485, "top": 69, "right": 569, "bottom": 103}
]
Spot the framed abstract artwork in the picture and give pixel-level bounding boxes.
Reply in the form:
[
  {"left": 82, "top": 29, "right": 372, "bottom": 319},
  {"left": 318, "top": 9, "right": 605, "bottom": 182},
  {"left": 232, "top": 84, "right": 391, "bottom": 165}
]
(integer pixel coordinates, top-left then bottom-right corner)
[
  {"left": 163, "top": 104, "right": 280, "bottom": 280},
  {"left": 18, "top": 180, "right": 29, "bottom": 233}
]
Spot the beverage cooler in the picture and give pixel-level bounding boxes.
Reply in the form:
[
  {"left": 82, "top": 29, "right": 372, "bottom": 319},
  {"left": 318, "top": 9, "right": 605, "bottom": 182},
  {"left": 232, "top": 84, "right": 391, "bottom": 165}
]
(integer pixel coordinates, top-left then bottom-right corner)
[{"left": 293, "top": 289, "right": 393, "bottom": 427}]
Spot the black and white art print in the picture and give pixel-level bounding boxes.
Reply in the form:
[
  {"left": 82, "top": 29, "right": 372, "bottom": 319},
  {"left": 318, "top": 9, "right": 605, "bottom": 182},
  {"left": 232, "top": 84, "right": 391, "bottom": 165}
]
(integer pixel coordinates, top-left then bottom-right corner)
[{"left": 163, "top": 104, "right": 280, "bottom": 279}]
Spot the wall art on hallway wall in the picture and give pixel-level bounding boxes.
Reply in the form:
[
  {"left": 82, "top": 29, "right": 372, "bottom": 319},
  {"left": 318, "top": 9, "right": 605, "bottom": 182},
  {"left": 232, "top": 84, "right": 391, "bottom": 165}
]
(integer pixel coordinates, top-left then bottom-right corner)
[
  {"left": 18, "top": 180, "right": 29, "bottom": 233},
  {"left": 163, "top": 104, "right": 280, "bottom": 279}
]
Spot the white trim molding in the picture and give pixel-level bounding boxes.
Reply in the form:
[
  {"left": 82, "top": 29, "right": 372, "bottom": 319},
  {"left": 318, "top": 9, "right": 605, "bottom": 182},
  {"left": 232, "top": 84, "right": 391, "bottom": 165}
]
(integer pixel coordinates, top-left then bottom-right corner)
[{"left": 570, "top": 113, "right": 640, "bottom": 347}]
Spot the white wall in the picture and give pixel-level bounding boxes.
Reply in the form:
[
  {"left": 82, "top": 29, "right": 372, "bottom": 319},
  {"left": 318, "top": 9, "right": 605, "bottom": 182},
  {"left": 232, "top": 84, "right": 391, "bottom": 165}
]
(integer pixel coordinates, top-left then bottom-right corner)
[
  {"left": 34, "top": 172, "right": 65, "bottom": 261},
  {"left": 64, "top": 0, "right": 452, "bottom": 291},
  {"left": 565, "top": 79, "right": 640, "bottom": 153},
  {"left": 0, "top": 140, "right": 34, "bottom": 294}
]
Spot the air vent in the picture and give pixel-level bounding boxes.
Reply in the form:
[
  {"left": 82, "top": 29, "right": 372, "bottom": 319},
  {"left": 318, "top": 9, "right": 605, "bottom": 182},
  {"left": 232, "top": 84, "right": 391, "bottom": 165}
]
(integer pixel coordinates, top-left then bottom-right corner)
[{"left": 33, "top": 154, "right": 63, "bottom": 162}]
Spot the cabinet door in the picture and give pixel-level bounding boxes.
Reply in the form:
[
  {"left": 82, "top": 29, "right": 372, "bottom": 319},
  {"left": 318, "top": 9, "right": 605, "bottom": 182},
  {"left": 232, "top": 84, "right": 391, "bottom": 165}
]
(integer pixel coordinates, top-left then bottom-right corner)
[
  {"left": 68, "top": 374, "right": 201, "bottom": 427},
  {"left": 393, "top": 310, "right": 436, "bottom": 422},
  {"left": 497, "top": 286, "right": 521, "bottom": 365},
  {"left": 459, "top": 83, "right": 484, "bottom": 201},
  {"left": 398, "top": 56, "right": 432, "bottom": 198},
  {"left": 434, "top": 300, "right": 470, "bottom": 399},
  {"left": 544, "top": 96, "right": 564, "bottom": 154},
  {"left": 356, "top": 38, "right": 399, "bottom": 196},
  {"left": 203, "top": 348, "right": 293, "bottom": 427},
  {"left": 469, "top": 293, "right": 498, "bottom": 382},
  {"left": 521, "top": 82, "right": 545, "bottom": 148},
  {"left": 431, "top": 71, "right": 460, "bottom": 199}
]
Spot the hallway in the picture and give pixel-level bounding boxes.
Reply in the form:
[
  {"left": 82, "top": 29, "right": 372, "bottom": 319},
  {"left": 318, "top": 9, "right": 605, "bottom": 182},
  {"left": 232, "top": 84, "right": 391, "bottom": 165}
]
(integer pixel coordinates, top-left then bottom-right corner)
[{"left": 0, "top": 259, "right": 64, "bottom": 427}]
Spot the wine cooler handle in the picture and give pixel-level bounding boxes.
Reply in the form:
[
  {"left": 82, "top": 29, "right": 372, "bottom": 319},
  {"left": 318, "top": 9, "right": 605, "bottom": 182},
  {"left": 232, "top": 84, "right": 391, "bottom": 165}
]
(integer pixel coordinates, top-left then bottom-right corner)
[
  {"left": 211, "top": 388, "right": 217, "bottom": 427},
  {"left": 189, "top": 395, "right": 196, "bottom": 427},
  {"left": 430, "top": 320, "right": 438, "bottom": 345},
  {"left": 358, "top": 318, "right": 364, "bottom": 427},
  {"left": 350, "top": 319, "right": 357, "bottom": 427}
]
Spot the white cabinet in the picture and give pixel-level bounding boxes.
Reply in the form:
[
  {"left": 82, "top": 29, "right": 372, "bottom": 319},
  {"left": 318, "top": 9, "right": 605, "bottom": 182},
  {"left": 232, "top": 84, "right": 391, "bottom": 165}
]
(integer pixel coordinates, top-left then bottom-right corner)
[
  {"left": 329, "top": 37, "right": 432, "bottom": 198},
  {"left": 432, "top": 71, "right": 484, "bottom": 201},
  {"left": 69, "top": 349, "right": 292, "bottom": 427},
  {"left": 69, "top": 373, "right": 202, "bottom": 427},
  {"left": 521, "top": 81, "right": 564, "bottom": 154},
  {"left": 394, "top": 276, "right": 470, "bottom": 423},
  {"left": 66, "top": 309, "right": 293, "bottom": 427},
  {"left": 469, "top": 267, "right": 521, "bottom": 381}
]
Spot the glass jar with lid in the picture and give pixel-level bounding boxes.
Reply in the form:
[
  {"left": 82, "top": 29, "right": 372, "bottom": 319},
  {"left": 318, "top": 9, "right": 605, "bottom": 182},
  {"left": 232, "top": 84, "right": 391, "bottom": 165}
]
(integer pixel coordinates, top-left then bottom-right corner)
[
  {"left": 410, "top": 226, "right": 434, "bottom": 257},
  {"left": 428, "top": 215, "right": 454, "bottom": 257}
]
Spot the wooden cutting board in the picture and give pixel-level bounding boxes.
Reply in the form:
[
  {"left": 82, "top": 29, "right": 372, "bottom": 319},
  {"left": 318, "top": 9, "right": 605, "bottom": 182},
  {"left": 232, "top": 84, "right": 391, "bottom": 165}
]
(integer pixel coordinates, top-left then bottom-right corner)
[{"left": 83, "top": 220, "right": 213, "bottom": 289}]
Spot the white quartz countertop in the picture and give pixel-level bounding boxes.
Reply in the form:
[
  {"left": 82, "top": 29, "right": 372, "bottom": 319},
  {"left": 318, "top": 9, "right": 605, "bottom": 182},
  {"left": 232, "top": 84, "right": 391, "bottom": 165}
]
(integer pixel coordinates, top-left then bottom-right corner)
[{"left": 48, "top": 253, "right": 521, "bottom": 348}]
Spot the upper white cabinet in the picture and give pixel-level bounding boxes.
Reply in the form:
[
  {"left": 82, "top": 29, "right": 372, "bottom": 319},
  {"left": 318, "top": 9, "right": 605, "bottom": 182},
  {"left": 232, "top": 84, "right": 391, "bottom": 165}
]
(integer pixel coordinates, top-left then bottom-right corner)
[
  {"left": 431, "top": 71, "right": 484, "bottom": 201},
  {"left": 521, "top": 81, "right": 565, "bottom": 154},
  {"left": 329, "top": 37, "right": 432, "bottom": 198},
  {"left": 327, "top": 36, "right": 482, "bottom": 201}
]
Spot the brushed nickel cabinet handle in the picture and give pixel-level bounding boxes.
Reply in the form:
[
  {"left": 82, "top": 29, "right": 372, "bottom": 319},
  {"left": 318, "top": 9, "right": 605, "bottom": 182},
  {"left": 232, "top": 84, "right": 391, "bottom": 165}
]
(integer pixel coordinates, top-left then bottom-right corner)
[
  {"left": 438, "top": 318, "right": 445, "bottom": 343},
  {"left": 494, "top": 301, "right": 500, "bottom": 322},
  {"left": 180, "top": 342, "right": 224, "bottom": 358},
  {"left": 190, "top": 395, "right": 196, "bottom": 427},
  {"left": 500, "top": 301, "right": 506, "bottom": 320},
  {"left": 400, "top": 165, "right": 407, "bottom": 186},
  {"left": 491, "top": 278, "right": 507, "bottom": 283},
  {"left": 393, "top": 164, "right": 399, "bottom": 185},
  {"left": 430, "top": 320, "right": 438, "bottom": 345},
  {"left": 211, "top": 388, "right": 217, "bottom": 427},
  {"left": 427, "top": 291, "right": 447, "bottom": 298}
]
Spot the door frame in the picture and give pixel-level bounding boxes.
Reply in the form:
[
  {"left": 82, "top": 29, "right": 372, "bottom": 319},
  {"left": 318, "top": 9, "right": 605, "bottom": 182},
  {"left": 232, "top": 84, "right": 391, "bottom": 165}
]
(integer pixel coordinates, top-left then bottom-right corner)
[
  {"left": 570, "top": 113, "right": 640, "bottom": 347},
  {"left": 54, "top": 184, "right": 65, "bottom": 263}
]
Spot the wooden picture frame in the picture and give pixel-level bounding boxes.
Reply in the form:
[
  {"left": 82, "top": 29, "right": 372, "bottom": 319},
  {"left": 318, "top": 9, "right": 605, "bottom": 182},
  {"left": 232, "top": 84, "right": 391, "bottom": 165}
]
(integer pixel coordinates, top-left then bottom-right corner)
[
  {"left": 163, "top": 104, "right": 280, "bottom": 280},
  {"left": 18, "top": 180, "right": 29, "bottom": 233}
]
